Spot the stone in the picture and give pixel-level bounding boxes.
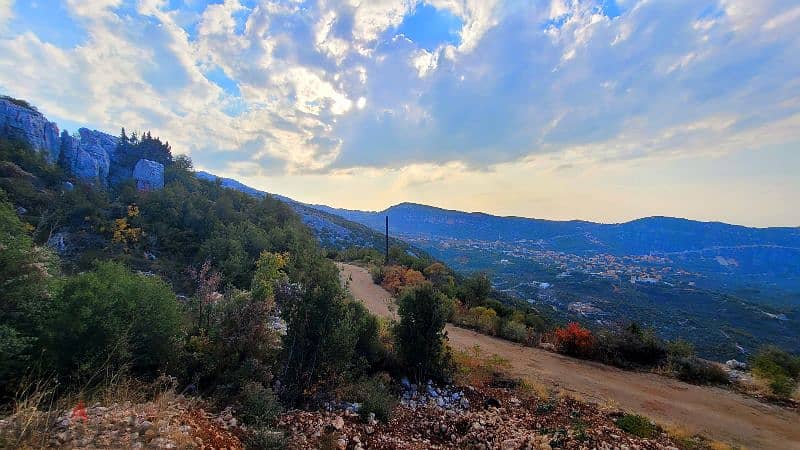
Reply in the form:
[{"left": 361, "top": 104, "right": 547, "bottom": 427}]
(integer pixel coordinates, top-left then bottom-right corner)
[
  {"left": 138, "top": 420, "right": 153, "bottom": 432},
  {"left": 133, "top": 159, "right": 165, "bottom": 191},
  {"left": 0, "top": 97, "right": 60, "bottom": 161},
  {"left": 726, "top": 359, "right": 747, "bottom": 370}
]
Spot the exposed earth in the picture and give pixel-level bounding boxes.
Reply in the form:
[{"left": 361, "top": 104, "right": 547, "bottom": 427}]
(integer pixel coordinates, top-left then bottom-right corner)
[{"left": 338, "top": 263, "right": 800, "bottom": 450}]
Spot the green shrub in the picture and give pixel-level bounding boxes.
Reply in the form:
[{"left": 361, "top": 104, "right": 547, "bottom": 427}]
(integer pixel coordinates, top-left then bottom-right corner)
[
  {"left": 666, "top": 339, "right": 695, "bottom": 364},
  {"left": 500, "top": 320, "right": 529, "bottom": 344},
  {"left": 751, "top": 346, "right": 800, "bottom": 397},
  {"left": 244, "top": 427, "right": 287, "bottom": 450},
  {"left": 395, "top": 283, "right": 453, "bottom": 382},
  {"left": 672, "top": 357, "right": 729, "bottom": 385},
  {"left": 616, "top": 413, "right": 659, "bottom": 438},
  {"left": 344, "top": 376, "right": 397, "bottom": 423},
  {"left": 280, "top": 259, "right": 380, "bottom": 404},
  {"left": 238, "top": 382, "right": 282, "bottom": 427},
  {"left": 596, "top": 323, "right": 667, "bottom": 369},
  {"left": 45, "top": 262, "right": 184, "bottom": 384}
]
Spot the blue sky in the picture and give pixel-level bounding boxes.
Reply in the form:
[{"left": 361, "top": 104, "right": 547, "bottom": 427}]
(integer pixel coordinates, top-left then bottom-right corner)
[{"left": 0, "top": 0, "right": 798, "bottom": 226}]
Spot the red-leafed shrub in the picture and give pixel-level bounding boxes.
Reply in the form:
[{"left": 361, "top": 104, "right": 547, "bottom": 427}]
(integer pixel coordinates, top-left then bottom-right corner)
[
  {"left": 381, "top": 265, "right": 425, "bottom": 296},
  {"left": 554, "top": 322, "right": 595, "bottom": 357}
]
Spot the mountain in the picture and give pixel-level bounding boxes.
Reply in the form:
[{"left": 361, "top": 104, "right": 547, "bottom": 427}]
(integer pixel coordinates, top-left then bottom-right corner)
[
  {"left": 311, "top": 202, "right": 800, "bottom": 296},
  {"left": 196, "top": 171, "right": 421, "bottom": 255},
  {"left": 190, "top": 173, "right": 800, "bottom": 358}
]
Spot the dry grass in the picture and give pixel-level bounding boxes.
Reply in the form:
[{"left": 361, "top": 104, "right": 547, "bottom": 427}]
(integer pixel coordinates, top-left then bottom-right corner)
[
  {"left": 452, "top": 345, "right": 513, "bottom": 386},
  {"left": 517, "top": 378, "right": 551, "bottom": 399},
  {"left": 0, "top": 378, "right": 60, "bottom": 449},
  {"left": 665, "top": 424, "right": 744, "bottom": 450}
]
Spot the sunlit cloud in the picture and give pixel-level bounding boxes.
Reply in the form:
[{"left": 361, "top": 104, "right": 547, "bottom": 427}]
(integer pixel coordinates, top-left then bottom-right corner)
[{"left": 0, "top": 0, "right": 798, "bottom": 225}]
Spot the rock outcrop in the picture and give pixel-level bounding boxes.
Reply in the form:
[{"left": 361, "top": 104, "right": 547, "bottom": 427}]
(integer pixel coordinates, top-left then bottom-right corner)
[
  {"left": 59, "top": 128, "right": 117, "bottom": 183},
  {"left": 0, "top": 96, "right": 164, "bottom": 190},
  {"left": 133, "top": 159, "right": 165, "bottom": 191},
  {"left": 0, "top": 97, "right": 60, "bottom": 162}
]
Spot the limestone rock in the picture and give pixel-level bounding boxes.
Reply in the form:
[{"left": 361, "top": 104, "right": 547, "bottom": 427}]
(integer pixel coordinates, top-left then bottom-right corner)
[
  {"left": 133, "top": 159, "right": 165, "bottom": 191},
  {"left": 60, "top": 128, "right": 117, "bottom": 183},
  {"left": 0, "top": 97, "right": 61, "bottom": 161}
]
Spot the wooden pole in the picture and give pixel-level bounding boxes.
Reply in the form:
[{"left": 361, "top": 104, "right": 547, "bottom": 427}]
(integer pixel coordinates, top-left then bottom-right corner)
[{"left": 385, "top": 215, "right": 389, "bottom": 265}]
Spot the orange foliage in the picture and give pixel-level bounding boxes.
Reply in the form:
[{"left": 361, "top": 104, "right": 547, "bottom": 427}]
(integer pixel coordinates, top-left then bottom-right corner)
[
  {"left": 381, "top": 265, "right": 425, "bottom": 295},
  {"left": 554, "top": 322, "right": 595, "bottom": 357}
]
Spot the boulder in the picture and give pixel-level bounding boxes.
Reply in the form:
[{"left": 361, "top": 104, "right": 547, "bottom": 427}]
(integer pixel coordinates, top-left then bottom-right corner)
[{"left": 133, "top": 159, "right": 165, "bottom": 191}]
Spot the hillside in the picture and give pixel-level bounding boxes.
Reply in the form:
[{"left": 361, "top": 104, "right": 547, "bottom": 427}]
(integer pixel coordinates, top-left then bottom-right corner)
[
  {"left": 176, "top": 174, "right": 800, "bottom": 359},
  {"left": 303, "top": 202, "right": 800, "bottom": 359}
]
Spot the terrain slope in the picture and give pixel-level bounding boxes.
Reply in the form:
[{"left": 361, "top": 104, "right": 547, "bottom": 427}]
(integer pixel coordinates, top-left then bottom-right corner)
[{"left": 338, "top": 262, "right": 800, "bottom": 450}]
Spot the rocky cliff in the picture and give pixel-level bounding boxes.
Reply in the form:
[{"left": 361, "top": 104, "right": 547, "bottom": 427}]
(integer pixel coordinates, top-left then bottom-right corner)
[
  {"left": 0, "top": 96, "right": 60, "bottom": 162},
  {"left": 0, "top": 96, "right": 164, "bottom": 189}
]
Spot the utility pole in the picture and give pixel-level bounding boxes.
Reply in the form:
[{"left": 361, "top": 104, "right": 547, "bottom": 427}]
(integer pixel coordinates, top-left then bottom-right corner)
[{"left": 385, "top": 215, "right": 389, "bottom": 265}]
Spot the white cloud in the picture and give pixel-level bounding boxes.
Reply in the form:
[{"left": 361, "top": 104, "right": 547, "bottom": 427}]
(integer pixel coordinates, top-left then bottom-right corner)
[
  {"left": 763, "top": 5, "right": 800, "bottom": 30},
  {"left": 0, "top": 0, "right": 798, "bottom": 190},
  {"left": 411, "top": 48, "right": 439, "bottom": 77},
  {"left": 0, "top": 0, "right": 13, "bottom": 29}
]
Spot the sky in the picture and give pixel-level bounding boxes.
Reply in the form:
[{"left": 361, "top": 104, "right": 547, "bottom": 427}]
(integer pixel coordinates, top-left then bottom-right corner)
[{"left": 0, "top": 0, "right": 798, "bottom": 227}]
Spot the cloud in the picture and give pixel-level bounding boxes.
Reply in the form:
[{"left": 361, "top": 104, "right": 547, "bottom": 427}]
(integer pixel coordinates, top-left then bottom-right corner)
[
  {"left": 0, "top": 0, "right": 13, "bottom": 29},
  {"left": 0, "top": 0, "right": 797, "bottom": 184}
]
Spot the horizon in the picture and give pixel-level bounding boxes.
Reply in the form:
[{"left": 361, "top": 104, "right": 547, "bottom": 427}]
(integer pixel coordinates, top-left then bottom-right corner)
[{"left": 1, "top": 0, "right": 799, "bottom": 227}]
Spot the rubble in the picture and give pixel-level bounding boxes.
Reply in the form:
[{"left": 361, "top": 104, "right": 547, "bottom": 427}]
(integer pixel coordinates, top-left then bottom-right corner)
[
  {"left": 0, "top": 395, "right": 243, "bottom": 449},
  {"left": 280, "top": 382, "right": 682, "bottom": 449}
]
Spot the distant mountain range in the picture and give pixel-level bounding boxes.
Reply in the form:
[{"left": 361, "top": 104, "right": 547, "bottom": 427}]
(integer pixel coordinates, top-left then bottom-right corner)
[{"left": 200, "top": 172, "right": 800, "bottom": 359}]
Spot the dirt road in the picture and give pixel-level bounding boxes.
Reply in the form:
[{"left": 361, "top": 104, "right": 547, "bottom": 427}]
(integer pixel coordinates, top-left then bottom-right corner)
[{"left": 338, "top": 262, "right": 800, "bottom": 450}]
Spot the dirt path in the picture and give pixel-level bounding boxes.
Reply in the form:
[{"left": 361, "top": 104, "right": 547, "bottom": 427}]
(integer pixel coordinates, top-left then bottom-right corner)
[{"left": 338, "top": 263, "right": 800, "bottom": 450}]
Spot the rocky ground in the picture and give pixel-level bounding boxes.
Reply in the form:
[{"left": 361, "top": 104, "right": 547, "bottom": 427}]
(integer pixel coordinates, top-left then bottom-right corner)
[
  {"left": 0, "top": 393, "right": 243, "bottom": 449},
  {"left": 280, "top": 381, "right": 684, "bottom": 450}
]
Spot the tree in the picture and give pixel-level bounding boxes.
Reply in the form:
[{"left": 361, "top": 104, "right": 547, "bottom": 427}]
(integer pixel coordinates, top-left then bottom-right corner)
[
  {"left": 395, "top": 283, "right": 452, "bottom": 382},
  {"left": 0, "top": 193, "right": 57, "bottom": 396},
  {"left": 458, "top": 273, "right": 492, "bottom": 307},
  {"left": 251, "top": 251, "right": 288, "bottom": 305}
]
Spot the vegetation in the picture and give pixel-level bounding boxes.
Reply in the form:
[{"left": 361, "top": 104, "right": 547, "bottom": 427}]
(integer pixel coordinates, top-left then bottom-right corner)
[
  {"left": 46, "top": 261, "right": 184, "bottom": 385},
  {"left": 395, "top": 283, "right": 453, "bottom": 382},
  {"left": 616, "top": 413, "right": 660, "bottom": 439},
  {"left": 0, "top": 137, "right": 406, "bottom": 445},
  {"left": 553, "top": 322, "right": 595, "bottom": 358},
  {"left": 751, "top": 346, "right": 800, "bottom": 398},
  {"left": 0, "top": 193, "right": 56, "bottom": 397}
]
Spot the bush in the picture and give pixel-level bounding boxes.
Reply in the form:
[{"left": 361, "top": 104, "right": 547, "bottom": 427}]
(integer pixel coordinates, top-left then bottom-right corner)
[
  {"left": 238, "top": 382, "right": 282, "bottom": 427},
  {"left": 280, "top": 259, "right": 381, "bottom": 404},
  {"left": 45, "top": 262, "right": 184, "bottom": 384},
  {"left": 184, "top": 289, "right": 280, "bottom": 398},
  {"left": 554, "top": 323, "right": 595, "bottom": 358},
  {"left": 244, "top": 427, "right": 287, "bottom": 450},
  {"left": 616, "top": 413, "right": 659, "bottom": 438},
  {"left": 751, "top": 346, "right": 800, "bottom": 397},
  {"left": 500, "top": 320, "right": 529, "bottom": 344},
  {"left": 381, "top": 265, "right": 425, "bottom": 296},
  {"left": 458, "top": 273, "right": 491, "bottom": 307},
  {"left": 672, "top": 357, "right": 729, "bottom": 385},
  {"left": 596, "top": 323, "right": 667, "bottom": 369},
  {"left": 395, "top": 283, "right": 453, "bottom": 382},
  {"left": 344, "top": 376, "right": 397, "bottom": 423}
]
